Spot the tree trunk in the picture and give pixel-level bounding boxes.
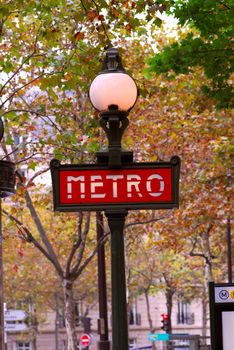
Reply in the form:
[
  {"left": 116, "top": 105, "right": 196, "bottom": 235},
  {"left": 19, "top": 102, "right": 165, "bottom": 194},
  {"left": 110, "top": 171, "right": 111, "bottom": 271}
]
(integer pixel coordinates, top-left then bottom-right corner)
[
  {"left": 202, "top": 227, "right": 214, "bottom": 341},
  {"left": 202, "top": 290, "right": 207, "bottom": 340},
  {"left": 62, "top": 280, "right": 77, "bottom": 350},
  {"left": 144, "top": 289, "right": 156, "bottom": 350},
  {"left": 32, "top": 338, "right": 37, "bottom": 350},
  {"left": 55, "top": 303, "right": 59, "bottom": 350},
  {"left": 165, "top": 288, "right": 173, "bottom": 334},
  {"left": 202, "top": 263, "right": 213, "bottom": 343},
  {"left": 190, "top": 225, "right": 214, "bottom": 344}
]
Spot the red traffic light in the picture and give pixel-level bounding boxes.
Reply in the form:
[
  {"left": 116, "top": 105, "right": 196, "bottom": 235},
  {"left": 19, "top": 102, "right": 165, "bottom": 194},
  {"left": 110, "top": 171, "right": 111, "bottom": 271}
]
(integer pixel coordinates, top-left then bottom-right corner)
[
  {"left": 161, "top": 313, "right": 169, "bottom": 321},
  {"left": 161, "top": 313, "right": 169, "bottom": 333}
]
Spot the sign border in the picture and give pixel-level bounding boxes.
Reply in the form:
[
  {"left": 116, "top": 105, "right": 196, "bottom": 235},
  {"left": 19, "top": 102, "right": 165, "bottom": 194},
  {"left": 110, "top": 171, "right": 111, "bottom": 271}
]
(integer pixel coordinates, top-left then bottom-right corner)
[
  {"left": 209, "top": 282, "right": 234, "bottom": 350},
  {"left": 50, "top": 156, "right": 180, "bottom": 212}
]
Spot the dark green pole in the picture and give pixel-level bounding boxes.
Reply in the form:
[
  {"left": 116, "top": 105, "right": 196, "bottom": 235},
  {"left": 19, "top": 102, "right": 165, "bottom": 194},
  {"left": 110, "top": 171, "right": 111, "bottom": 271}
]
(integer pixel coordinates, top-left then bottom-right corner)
[
  {"left": 227, "top": 217, "right": 232, "bottom": 283},
  {"left": 97, "top": 113, "right": 131, "bottom": 350},
  {"left": 105, "top": 210, "right": 128, "bottom": 350},
  {"left": 96, "top": 111, "right": 131, "bottom": 350},
  {"left": 96, "top": 212, "right": 110, "bottom": 350}
]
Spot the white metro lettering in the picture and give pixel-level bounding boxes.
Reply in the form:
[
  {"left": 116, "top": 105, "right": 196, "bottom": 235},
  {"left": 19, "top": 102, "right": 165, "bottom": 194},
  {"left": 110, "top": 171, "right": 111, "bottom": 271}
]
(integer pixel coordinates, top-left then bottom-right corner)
[
  {"left": 106, "top": 175, "right": 124, "bottom": 198},
  {"left": 66, "top": 172, "right": 166, "bottom": 199},
  {"left": 146, "top": 174, "right": 165, "bottom": 197},
  {"left": 67, "top": 176, "right": 85, "bottom": 199},
  {"left": 127, "top": 174, "right": 143, "bottom": 198},
  {"left": 90, "top": 175, "right": 105, "bottom": 198}
]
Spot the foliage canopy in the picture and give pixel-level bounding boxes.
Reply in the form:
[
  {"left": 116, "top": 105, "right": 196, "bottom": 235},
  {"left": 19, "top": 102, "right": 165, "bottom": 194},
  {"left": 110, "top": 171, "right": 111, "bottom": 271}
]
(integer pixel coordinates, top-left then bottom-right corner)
[{"left": 147, "top": 0, "right": 234, "bottom": 108}]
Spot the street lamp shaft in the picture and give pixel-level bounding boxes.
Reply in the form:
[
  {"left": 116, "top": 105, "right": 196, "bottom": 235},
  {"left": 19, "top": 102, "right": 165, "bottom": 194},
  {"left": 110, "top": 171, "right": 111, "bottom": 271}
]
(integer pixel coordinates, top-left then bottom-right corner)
[
  {"left": 100, "top": 112, "right": 129, "bottom": 168},
  {"left": 106, "top": 210, "right": 129, "bottom": 350},
  {"left": 96, "top": 212, "right": 110, "bottom": 350},
  {"left": 90, "top": 47, "right": 137, "bottom": 350}
]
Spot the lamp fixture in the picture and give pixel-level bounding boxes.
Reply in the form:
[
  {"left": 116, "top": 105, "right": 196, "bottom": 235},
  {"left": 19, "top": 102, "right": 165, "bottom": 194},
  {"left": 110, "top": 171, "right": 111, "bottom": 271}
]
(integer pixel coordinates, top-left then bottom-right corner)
[{"left": 89, "top": 48, "right": 138, "bottom": 113}]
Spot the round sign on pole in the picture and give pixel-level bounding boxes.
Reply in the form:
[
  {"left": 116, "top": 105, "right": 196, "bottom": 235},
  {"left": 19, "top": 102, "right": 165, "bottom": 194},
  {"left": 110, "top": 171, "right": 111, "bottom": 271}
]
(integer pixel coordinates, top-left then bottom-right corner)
[{"left": 80, "top": 333, "right": 92, "bottom": 348}]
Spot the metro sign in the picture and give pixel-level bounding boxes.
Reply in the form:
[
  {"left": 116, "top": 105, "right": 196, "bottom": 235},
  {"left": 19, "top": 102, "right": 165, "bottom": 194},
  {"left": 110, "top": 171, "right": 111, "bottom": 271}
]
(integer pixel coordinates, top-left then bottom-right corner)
[{"left": 50, "top": 156, "right": 180, "bottom": 211}]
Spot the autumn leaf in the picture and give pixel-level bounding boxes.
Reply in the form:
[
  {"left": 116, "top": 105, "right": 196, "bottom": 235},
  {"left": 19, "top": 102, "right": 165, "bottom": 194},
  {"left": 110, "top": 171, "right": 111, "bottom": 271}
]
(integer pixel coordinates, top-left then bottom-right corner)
[
  {"left": 17, "top": 249, "right": 24, "bottom": 258},
  {"left": 125, "top": 23, "right": 131, "bottom": 33},
  {"left": 122, "top": 0, "right": 129, "bottom": 8},
  {"left": 112, "top": 8, "right": 119, "bottom": 18},
  {"left": 13, "top": 264, "right": 19, "bottom": 273},
  {"left": 98, "top": 14, "right": 105, "bottom": 21},
  {"left": 87, "top": 10, "right": 98, "bottom": 21},
  {"left": 74, "top": 31, "right": 85, "bottom": 41}
]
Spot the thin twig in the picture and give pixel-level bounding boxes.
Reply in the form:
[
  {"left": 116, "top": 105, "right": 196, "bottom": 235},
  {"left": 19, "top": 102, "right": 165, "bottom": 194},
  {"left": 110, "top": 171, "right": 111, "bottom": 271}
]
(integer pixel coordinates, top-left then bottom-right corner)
[
  {"left": 124, "top": 212, "right": 171, "bottom": 230},
  {"left": 15, "top": 153, "right": 40, "bottom": 165},
  {"left": 0, "top": 71, "right": 64, "bottom": 110},
  {"left": 2, "top": 109, "right": 63, "bottom": 133},
  {"left": 27, "top": 167, "right": 50, "bottom": 186},
  {"left": 0, "top": 51, "right": 36, "bottom": 96},
  {"left": 91, "top": 0, "right": 112, "bottom": 46}
]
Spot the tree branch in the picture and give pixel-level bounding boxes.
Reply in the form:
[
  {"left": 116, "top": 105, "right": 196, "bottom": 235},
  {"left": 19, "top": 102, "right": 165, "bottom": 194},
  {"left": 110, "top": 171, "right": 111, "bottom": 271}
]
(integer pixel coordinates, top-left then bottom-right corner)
[
  {"left": 69, "top": 212, "right": 91, "bottom": 277},
  {"left": 65, "top": 212, "right": 84, "bottom": 277},
  {"left": 189, "top": 235, "right": 206, "bottom": 259},
  {"left": 124, "top": 212, "right": 171, "bottom": 230},
  {"left": 73, "top": 230, "right": 109, "bottom": 280},
  {"left": 27, "top": 167, "right": 50, "bottom": 186},
  {"left": 0, "top": 51, "right": 36, "bottom": 96},
  {"left": 2, "top": 109, "right": 63, "bottom": 133},
  {"left": 16, "top": 170, "right": 63, "bottom": 276},
  {"left": 91, "top": 0, "right": 112, "bottom": 46},
  {"left": 0, "top": 71, "right": 63, "bottom": 110},
  {"left": 189, "top": 224, "right": 215, "bottom": 264},
  {"left": 2, "top": 209, "right": 63, "bottom": 276},
  {"left": 15, "top": 152, "right": 40, "bottom": 165}
]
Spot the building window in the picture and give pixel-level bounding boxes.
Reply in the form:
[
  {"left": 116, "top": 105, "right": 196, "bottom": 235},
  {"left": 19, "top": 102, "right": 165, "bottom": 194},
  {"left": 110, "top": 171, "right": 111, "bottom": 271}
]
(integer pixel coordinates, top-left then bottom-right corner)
[
  {"left": 128, "top": 299, "right": 141, "bottom": 326},
  {"left": 129, "top": 338, "right": 137, "bottom": 349},
  {"left": 177, "top": 300, "right": 195, "bottom": 325},
  {"left": 15, "top": 343, "right": 32, "bottom": 350},
  {"left": 57, "top": 310, "right": 66, "bottom": 328},
  {"left": 61, "top": 340, "right": 67, "bottom": 350}
]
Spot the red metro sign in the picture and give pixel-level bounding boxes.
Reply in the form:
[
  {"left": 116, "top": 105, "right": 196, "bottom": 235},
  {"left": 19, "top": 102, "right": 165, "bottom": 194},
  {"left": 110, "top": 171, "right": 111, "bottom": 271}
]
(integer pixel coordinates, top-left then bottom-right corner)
[{"left": 50, "top": 157, "right": 180, "bottom": 211}]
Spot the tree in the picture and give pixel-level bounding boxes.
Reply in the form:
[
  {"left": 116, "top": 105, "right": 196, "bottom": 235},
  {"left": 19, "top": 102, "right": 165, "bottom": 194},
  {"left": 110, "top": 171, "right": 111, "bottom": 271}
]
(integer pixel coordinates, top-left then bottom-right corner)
[
  {"left": 147, "top": 0, "right": 234, "bottom": 109},
  {"left": 3, "top": 179, "right": 108, "bottom": 350},
  {"left": 127, "top": 229, "right": 199, "bottom": 340},
  {"left": 3, "top": 228, "right": 60, "bottom": 346},
  {"left": 0, "top": 2, "right": 232, "bottom": 348},
  {"left": 126, "top": 40, "right": 232, "bottom": 343},
  {"left": 0, "top": 3, "right": 159, "bottom": 348},
  {"left": 0, "top": 2, "right": 163, "bottom": 347},
  {"left": 0, "top": 3, "right": 185, "bottom": 346}
]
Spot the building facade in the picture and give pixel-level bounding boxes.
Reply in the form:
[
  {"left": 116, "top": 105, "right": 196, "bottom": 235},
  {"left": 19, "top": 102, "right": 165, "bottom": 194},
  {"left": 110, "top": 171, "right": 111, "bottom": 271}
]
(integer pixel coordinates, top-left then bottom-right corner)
[{"left": 5, "top": 292, "right": 208, "bottom": 350}]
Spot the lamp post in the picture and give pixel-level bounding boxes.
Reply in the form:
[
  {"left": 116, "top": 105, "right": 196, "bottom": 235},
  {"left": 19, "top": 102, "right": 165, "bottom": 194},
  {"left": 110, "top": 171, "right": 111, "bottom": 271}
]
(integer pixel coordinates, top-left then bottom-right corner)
[
  {"left": 96, "top": 211, "right": 110, "bottom": 350},
  {"left": 89, "top": 48, "right": 138, "bottom": 350},
  {"left": 50, "top": 46, "right": 180, "bottom": 350}
]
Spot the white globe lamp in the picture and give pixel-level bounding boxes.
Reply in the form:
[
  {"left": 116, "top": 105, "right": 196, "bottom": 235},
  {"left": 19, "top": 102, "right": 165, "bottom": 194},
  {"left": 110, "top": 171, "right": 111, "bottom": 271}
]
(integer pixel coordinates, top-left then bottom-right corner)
[{"left": 89, "top": 48, "right": 138, "bottom": 113}]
